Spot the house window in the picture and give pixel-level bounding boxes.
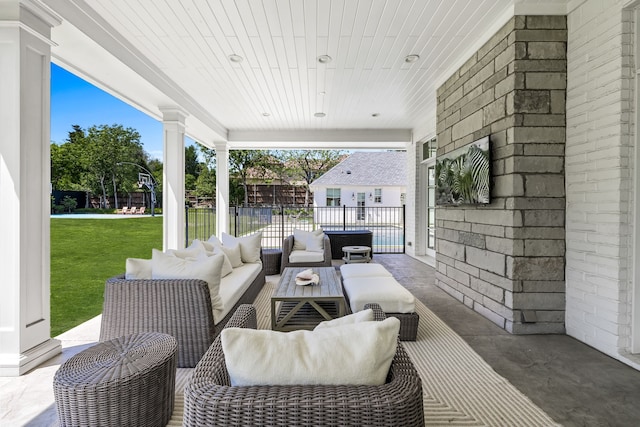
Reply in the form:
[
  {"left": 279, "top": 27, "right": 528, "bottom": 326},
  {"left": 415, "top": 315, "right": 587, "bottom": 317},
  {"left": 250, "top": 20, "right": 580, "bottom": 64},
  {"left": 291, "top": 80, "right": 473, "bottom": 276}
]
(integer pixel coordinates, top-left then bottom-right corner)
[
  {"left": 374, "top": 188, "right": 382, "bottom": 203},
  {"left": 326, "top": 188, "right": 341, "bottom": 206},
  {"left": 422, "top": 137, "right": 437, "bottom": 161}
]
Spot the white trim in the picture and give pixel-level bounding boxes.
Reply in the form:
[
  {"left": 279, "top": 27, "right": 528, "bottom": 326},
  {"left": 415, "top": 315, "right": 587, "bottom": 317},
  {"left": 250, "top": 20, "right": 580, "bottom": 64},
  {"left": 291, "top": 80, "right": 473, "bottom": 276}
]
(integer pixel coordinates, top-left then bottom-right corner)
[
  {"left": 632, "top": 5, "right": 640, "bottom": 354},
  {"left": 227, "top": 129, "right": 411, "bottom": 149}
]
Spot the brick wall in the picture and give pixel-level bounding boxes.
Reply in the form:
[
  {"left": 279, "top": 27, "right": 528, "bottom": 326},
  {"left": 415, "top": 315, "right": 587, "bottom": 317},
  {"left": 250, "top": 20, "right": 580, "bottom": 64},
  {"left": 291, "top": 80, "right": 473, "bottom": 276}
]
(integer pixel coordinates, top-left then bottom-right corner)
[
  {"left": 435, "top": 16, "right": 567, "bottom": 334},
  {"left": 565, "top": 1, "right": 634, "bottom": 356}
]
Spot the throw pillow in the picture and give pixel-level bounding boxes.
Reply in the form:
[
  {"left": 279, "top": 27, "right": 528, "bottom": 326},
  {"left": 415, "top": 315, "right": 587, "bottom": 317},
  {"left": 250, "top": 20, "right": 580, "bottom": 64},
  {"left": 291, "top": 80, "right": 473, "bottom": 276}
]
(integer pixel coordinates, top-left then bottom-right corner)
[
  {"left": 292, "top": 228, "right": 324, "bottom": 251},
  {"left": 125, "top": 258, "right": 152, "bottom": 279},
  {"left": 305, "top": 233, "right": 325, "bottom": 253},
  {"left": 207, "top": 234, "right": 222, "bottom": 247},
  {"left": 222, "top": 232, "right": 262, "bottom": 263},
  {"left": 214, "top": 245, "right": 239, "bottom": 274},
  {"left": 313, "top": 309, "right": 374, "bottom": 330},
  {"left": 151, "top": 249, "right": 225, "bottom": 311},
  {"left": 221, "top": 317, "right": 400, "bottom": 386},
  {"left": 166, "top": 240, "right": 207, "bottom": 259}
]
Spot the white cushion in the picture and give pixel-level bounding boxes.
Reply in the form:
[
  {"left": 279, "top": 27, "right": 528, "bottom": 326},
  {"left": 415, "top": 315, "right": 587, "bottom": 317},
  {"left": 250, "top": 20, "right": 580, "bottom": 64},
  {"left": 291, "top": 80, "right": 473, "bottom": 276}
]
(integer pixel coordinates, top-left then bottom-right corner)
[
  {"left": 306, "top": 233, "right": 325, "bottom": 252},
  {"left": 288, "top": 250, "right": 324, "bottom": 263},
  {"left": 151, "top": 249, "right": 225, "bottom": 311},
  {"left": 314, "top": 309, "right": 374, "bottom": 330},
  {"left": 215, "top": 262, "right": 262, "bottom": 324},
  {"left": 340, "top": 263, "right": 393, "bottom": 279},
  {"left": 211, "top": 246, "right": 233, "bottom": 277},
  {"left": 222, "top": 232, "right": 262, "bottom": 263},
  {"left": 221, "top": 317, "right": 400, "bottom": 386},
  {"left": 166, "top": 241, "right": 206, "bottom": 259},
  {"left": 218, "top": 244, "right": 243, "bottom": 268},
  {"left": 125, "top": 258, "right": 152, "bottom": 279},
  {"left": 292, "top": 228, "right": 324, "bottom": 251},
  {"left": 343, "top": 276, "right": 415, "bottom": 314},
  {"left": 207, "top": 234, "right": 222, "bottom": 247}
]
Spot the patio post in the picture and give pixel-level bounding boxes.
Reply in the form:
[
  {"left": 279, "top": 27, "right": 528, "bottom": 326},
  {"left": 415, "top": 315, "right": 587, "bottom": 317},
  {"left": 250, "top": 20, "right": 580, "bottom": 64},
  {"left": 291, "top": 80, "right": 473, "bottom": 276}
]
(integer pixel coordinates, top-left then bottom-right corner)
[
  {"left": 0, "top": 2, "right": 62, "bottom": 376},
  {"left": 214, "top": 141, "right": 229, "bottom": 236},
  {"left": 160, "top": 107, "right": 188, "bottom": 250}
]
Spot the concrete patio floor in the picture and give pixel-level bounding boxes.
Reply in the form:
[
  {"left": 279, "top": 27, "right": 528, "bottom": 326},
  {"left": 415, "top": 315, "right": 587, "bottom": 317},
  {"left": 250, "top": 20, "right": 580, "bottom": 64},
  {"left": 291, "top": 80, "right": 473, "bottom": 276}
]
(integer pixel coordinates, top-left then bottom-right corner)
[{"left": 3, "top": 254, "right": 640, "bottom": 426}]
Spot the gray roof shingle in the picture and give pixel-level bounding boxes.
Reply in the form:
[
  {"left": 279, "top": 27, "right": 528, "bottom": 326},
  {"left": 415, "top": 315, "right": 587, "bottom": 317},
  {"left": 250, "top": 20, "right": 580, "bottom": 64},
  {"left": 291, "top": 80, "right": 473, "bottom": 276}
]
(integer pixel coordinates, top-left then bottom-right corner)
[{"left": 311, "top": 151, "right": 407, "bottom": 187}]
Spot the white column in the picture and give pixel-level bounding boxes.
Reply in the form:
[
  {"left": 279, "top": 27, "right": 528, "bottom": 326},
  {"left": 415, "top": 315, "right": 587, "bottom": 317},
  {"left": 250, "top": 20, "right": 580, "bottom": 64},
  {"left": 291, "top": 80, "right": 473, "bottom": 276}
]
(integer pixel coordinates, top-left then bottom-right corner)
[
  {"left": 0, "top": 2, "right": 62, "bottom": 376},
  {"left": 213, "top": 141, "right": 229, "bottom": 237},
  {"left": 160, "top": 107, "right": 188, "bottom": 250}
]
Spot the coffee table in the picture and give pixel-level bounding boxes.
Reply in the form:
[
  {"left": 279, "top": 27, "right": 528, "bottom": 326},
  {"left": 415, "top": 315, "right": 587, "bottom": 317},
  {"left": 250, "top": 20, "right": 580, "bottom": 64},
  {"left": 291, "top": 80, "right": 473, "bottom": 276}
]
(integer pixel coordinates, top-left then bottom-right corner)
[
  {"left": 271, "top": 267, "right": 347, "bottom": 331},
  {"left": 342, "top": 245, "right": 372, "bottom": 263}
]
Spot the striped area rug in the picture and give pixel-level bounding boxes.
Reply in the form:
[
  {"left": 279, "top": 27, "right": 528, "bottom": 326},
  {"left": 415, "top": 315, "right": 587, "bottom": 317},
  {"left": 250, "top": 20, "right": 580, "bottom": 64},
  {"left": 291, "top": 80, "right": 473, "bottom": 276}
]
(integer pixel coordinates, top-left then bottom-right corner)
[{"left": 169, "top": 281, "right": 560, "bottom": 426}]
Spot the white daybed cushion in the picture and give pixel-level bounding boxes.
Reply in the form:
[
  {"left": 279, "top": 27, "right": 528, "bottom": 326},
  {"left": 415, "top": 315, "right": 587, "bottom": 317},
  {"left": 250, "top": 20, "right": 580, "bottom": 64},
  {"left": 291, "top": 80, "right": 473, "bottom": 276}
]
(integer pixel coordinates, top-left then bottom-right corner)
[
  {"left": 217, "top": 244, "right": 243, "bottom": 269},
  {"left": 289, "top": 250, "right": 325, "bottom": 263},
  {"left": 343, "top": 276, "right": 415, "bottom": 314},
  {"left": 215, "top": 262, "right": 262, "bottom": 324},
  {"left": 151, "top": 249, "right": 225, "bottom": 312},
  {"left": 222, "top": 232, "right": 263, "bottom": 263},
  {"left": 125, "top": 258, "right": 152, "bottom": 279},
  {"left": 340, "top": 263, "right": 393, "bottom": 279},
  {"left": 313, "top": 309, "right": 374, "bottom": 330},
  {"left": 221, "top": 317, "right": 400, "bottom": 386}
]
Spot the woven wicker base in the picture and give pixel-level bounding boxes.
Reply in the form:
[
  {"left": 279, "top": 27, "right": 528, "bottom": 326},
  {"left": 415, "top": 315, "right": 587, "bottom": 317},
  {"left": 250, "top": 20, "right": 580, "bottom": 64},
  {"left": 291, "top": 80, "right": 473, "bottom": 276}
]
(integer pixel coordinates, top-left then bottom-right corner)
[
  {"left": 387, "top": 312, "right": 420, "bottom": 341},
  {"left": 54, "top": 332, "right": 177, "bottom": 427}
]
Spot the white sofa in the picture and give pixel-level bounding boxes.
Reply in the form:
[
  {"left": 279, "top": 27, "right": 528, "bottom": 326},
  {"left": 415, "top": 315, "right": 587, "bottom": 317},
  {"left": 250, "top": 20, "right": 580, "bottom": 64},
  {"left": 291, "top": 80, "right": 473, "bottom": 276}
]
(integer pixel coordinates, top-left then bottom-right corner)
[{"left": 100, "top": 233, "right": 266, "bottom": 367}]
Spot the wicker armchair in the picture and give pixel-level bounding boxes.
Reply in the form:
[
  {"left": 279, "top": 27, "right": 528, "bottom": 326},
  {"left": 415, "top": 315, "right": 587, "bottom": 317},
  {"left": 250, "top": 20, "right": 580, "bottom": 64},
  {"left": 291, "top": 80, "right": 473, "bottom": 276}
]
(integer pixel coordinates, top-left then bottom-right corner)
[
  {"left": 100, "top": 268, "right": 265, "bottom": 368},
  {"left": 183, "top": 303, "right": 424, "bottom": 427},
  {"left": 280, "top": 234, "right": 332, "bottom": 273}
]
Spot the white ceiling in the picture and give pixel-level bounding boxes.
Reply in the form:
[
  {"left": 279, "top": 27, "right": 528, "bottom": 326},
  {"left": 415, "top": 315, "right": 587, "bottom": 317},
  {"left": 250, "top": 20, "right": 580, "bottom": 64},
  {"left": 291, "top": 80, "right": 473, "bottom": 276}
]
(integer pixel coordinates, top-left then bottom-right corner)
[{"left": 41, "top": 0, "right": 568, "bottom": 149}]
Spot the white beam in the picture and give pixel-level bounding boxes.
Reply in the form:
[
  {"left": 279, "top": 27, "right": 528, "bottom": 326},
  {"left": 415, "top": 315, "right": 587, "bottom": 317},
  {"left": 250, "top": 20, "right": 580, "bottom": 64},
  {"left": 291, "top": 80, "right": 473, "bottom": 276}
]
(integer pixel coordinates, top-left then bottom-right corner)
[
  {"left": 227, "top": 129, "right": 411, "bottom": 149},
  {"left": 0, "top": 1, "right": 61, "bottom": 376},
  {"left": 161, "top": 107, "right": 187, "bottom": 250},
  {"left": 214, "top": 141, "right": 230, "bottom": 237}
]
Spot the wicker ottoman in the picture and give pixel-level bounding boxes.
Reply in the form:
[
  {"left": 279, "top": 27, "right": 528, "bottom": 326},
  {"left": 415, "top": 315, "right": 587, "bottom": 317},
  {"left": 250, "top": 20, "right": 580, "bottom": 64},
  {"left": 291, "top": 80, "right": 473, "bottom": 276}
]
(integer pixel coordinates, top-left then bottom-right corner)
[
  {"left": 54, "top": 332, "right": 177, "bottom": 427},
  {"left": 261, "top": 248, "right": 282, "bottom": 275}
]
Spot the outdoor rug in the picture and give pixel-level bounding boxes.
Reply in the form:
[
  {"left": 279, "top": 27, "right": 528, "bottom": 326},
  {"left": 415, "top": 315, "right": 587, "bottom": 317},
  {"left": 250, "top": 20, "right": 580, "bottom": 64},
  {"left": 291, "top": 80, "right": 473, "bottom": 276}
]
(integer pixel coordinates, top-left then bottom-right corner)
[{"left": 167, "top": 280, "right": 561, "bottom": 426}]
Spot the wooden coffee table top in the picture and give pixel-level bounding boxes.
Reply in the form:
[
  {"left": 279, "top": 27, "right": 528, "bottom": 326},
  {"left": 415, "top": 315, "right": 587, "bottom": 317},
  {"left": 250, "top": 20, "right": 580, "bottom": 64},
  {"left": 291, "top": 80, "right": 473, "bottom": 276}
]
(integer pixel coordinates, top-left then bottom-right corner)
[{"left": 274, "top": 267, "right": 343, "bottom": 299}]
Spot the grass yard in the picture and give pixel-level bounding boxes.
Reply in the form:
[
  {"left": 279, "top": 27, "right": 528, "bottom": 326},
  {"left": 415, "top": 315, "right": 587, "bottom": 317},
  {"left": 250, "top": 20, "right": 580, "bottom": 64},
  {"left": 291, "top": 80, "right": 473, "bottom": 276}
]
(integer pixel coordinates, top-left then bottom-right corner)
[{"left": 50, "top": 217, "right": 162, "bottom": 336}]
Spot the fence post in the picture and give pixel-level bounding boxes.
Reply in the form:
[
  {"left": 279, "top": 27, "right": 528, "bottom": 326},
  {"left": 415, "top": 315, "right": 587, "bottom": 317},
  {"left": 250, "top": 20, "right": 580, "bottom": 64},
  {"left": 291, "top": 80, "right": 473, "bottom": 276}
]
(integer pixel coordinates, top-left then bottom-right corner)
[
  {"left": 280, "top": 205, "right": 285, "bottom": 243},
  {"left": 342, "top": 205, "right": 346, "bottom": 230},
  {"left": 234, "top": 206, "right": 238, "bottom": 237},
  {"left": 402, "top": 205, "right": 406, "bottom": 254},
  {"left": 185, "top": 206, "right": 189, "bottom": 247}
]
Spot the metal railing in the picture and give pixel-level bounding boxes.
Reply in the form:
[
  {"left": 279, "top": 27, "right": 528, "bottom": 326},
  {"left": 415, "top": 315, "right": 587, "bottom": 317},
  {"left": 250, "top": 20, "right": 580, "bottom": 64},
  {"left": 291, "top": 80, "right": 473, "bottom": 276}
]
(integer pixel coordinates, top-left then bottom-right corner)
[{"left": 185, "top": 205, "right": 405, "bottom": 254}]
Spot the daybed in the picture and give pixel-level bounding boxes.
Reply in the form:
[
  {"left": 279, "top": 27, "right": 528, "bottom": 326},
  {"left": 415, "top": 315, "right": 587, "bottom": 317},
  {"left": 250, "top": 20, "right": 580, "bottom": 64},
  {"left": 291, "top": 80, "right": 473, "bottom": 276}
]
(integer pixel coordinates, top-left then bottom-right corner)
[
  {"left": 100, "top": 234, "right": 266, "bottom": 368},
  {"left": 280, "top": 229, "right": 332, "bottom": 273},
  {"left": 183, "top": 303, "right": 425, "bottom": 427}
]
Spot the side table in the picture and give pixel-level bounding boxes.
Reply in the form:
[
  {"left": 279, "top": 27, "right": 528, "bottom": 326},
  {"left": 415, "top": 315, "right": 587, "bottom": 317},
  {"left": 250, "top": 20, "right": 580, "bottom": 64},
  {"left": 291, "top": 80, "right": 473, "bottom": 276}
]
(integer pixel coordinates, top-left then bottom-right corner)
[
  {"left": 342, "top": 245, "right": 372, "bottom": 263},
  {"left": 54, "top": 332, "right": 177, "bottom": 427},
  {"left": 262, "top": 248, "right": 283, "bottom": 275}
]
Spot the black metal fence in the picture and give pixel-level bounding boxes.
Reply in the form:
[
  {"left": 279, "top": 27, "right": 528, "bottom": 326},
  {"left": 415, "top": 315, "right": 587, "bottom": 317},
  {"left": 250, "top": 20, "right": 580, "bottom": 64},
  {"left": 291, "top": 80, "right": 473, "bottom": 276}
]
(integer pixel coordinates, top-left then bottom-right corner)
[{"left": 185, "top": 205, "right": 405, "bottom": 254}]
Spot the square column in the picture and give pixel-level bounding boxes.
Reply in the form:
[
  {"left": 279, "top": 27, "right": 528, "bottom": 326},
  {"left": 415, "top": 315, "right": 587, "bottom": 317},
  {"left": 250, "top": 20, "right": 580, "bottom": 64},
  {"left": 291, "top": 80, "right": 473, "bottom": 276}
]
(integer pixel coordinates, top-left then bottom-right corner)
[
  {"left": 160, "top": 107, "right": 188, "bottom": 250},
  {"left": 0, "top": 2, "right": 62, "bottom": 376},
  {"left": 213, "top": 141, "right": 229, "bottom": 236}
]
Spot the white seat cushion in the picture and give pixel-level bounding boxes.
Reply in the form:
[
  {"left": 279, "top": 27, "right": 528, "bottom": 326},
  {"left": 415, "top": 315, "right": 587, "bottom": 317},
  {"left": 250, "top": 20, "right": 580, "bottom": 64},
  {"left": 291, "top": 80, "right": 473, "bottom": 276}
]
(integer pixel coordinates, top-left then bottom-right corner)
[
  {"left": 221, "top": 317, "right": 400, "bottom": 386},
  {"left": 215, "top": 262, "right": 262, "bottom": 324},
  {"left": 343, "top": 276, "right": 415, "bottom": 314},
  {"left": 289, "top": 249, "right": 325, "bottom": 263},
  {"left": 340, "top": 263, "right": 393, "bottom": 279}
]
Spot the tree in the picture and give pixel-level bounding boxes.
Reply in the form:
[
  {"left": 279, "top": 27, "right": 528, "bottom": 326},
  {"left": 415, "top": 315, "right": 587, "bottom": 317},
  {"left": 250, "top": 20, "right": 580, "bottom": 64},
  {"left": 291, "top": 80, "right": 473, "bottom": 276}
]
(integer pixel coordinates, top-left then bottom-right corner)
[
  {"left": 279, "top": 150, "right": 346, "bottom": 206},
  {"left": 82, "top": 124, "right": 145, "bottom": 209}
]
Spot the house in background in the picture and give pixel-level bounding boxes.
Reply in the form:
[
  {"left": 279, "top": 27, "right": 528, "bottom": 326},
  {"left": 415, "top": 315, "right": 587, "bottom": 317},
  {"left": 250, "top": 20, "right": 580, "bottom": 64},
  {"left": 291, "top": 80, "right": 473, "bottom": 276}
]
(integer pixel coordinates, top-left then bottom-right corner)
[{"left": 310, "top": 151, "right": 406, "bottom": 226}]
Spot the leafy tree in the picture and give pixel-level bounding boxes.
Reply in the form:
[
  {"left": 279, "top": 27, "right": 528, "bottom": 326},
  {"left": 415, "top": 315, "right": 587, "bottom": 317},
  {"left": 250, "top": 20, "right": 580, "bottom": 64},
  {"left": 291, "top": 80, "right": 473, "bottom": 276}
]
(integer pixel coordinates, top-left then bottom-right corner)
[
  {"left": 194, "top": 167, "right": 216, "bottom": 200},
  {"left": 82, "top": 124, "right": 145, "bottom": 209},
  {"left": 61, "top": 196, "right": 77, "bottom": 213},
  {"left": 279, "top": 150, "right": 346, "bottom": 205}
]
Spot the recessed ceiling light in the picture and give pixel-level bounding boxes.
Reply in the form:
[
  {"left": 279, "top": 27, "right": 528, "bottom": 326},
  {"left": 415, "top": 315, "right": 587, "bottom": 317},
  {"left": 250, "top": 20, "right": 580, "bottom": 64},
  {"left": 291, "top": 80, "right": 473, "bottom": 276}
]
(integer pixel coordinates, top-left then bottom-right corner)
[
  {"left": 319, "top": 91, "right": 326, "bottom": 96},
  {"left": 371, "top": 113, "right": 380, "bottom": 117},
  {"left": 404, "top": 54, "right": 420, "bottom": 63},
  {"left": 317, "top": 55, "right": 332, "bottom": 64},
  {"left": 262, "top": 112, "right": 270, "bottom": 117},
  {"left": 314, "top": 112, "right": 326, "bottom": 118},
  {"left": 228, "top": 54, "right": 243, "bottom": 63}
]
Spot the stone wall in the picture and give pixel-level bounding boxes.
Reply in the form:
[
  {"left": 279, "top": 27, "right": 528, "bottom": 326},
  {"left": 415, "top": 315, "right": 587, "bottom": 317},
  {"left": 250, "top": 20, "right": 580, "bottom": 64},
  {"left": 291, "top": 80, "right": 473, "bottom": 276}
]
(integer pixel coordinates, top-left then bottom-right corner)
[{"left": 435, "top": 16, "right": 567, "bottom": 334}]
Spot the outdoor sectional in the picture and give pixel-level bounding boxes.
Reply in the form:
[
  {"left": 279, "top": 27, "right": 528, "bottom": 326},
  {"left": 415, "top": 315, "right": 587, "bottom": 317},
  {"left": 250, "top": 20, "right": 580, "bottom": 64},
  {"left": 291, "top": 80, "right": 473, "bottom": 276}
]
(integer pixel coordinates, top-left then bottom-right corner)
[{"left": 100, "top": 261, "right": 265, "bottom": 368}]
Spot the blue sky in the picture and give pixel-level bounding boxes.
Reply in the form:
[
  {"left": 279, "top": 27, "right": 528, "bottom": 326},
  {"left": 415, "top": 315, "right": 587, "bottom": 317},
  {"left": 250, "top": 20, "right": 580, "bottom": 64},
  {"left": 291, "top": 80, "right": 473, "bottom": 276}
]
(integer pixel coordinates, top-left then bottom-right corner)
[{"left": 50, "top": 63, "right": 193, "bottom": 160}]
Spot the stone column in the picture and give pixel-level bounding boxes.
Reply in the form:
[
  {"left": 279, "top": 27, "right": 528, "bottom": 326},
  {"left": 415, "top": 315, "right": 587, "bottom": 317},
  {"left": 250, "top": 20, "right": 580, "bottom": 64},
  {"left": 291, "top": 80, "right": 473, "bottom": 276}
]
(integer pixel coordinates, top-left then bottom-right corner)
[
  {"left": 160, "top": 107, "right": 187, "bottom": 250},
  {"left": 213, "top": 141, "right": 229, "bottom": 237},
  {"left": 0, "top": 2, "right": 62, "bottom": 376}
]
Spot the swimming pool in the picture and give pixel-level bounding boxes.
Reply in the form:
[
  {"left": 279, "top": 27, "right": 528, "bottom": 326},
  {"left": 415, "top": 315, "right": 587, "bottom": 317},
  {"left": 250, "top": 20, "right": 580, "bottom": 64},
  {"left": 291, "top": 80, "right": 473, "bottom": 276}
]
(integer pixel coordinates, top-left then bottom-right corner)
[{"left": 321, "top": 225, "right": 405, "bottom": 253}]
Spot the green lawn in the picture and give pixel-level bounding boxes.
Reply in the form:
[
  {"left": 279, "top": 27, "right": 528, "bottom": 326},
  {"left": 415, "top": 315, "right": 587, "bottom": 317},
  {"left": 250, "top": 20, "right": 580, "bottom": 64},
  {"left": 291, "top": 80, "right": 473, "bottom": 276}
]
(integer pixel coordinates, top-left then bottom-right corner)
[{"left": 50, "top": 217, "right": 162, "bottom": 336}]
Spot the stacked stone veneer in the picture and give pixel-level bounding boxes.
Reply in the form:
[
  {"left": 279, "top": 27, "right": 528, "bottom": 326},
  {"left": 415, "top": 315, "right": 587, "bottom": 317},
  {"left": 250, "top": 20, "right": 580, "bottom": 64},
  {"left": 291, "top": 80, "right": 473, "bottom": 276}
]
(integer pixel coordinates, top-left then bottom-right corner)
[{"left": 435, "top": 16, "right": 567, "bottom": 334}]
